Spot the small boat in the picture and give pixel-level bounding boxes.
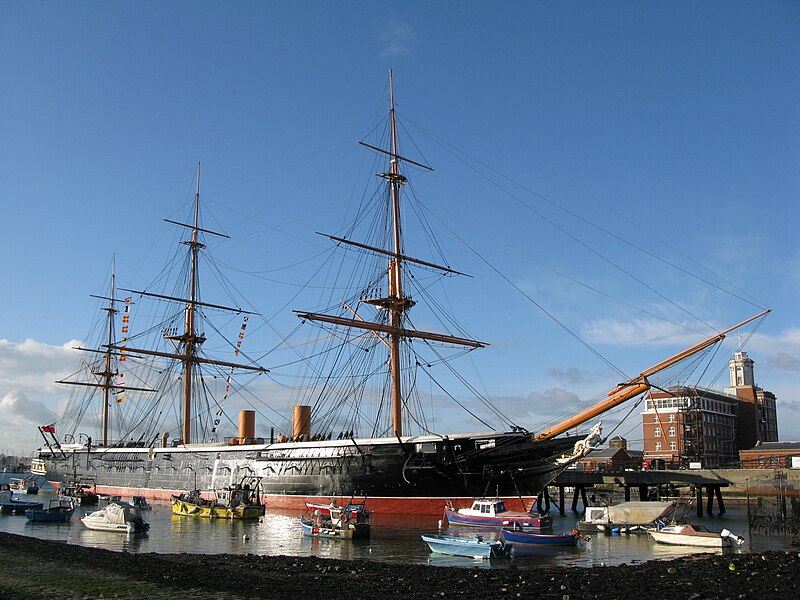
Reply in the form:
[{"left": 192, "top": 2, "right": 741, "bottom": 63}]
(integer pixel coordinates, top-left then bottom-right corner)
[
  {"left": 647, "top": 524, "right": 744, "bottom": 548},
  {"left": 10, "top": 478, "right": 39, "bottom": 494},
  {"left": 0, "top": 486, "right": 43, "bottom": 514},
  {"left": 80, "top": 502, "right": 150, "bottom": 533},
  {"left": 300, "top": 502, "right": 372, "bottom": 540},
  {"left": 577, "top": 500, "right": 679, "bottom": 532},
  {"left": 444, "top": 498, "right": 553, "bottom": 529},
  {"left": 61, "top": 481, "right": 99, "bottom": 506},
  {"left": 501, "top": 527, "right": 586, "bottom": 552},
  {"left": 421, "top": 533, "right": 503, "bottom": 559},
  {"left": 171, "top": 479, "right": 265, "bottom": 520},
  {"left": 25, "top": 498, "right": 75, "bottom": 522}
]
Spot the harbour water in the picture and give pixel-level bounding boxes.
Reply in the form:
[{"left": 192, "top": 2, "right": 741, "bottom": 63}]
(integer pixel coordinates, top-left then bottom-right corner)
[{"left": 0, "top": 476, "right": 793, "bottom": 570}]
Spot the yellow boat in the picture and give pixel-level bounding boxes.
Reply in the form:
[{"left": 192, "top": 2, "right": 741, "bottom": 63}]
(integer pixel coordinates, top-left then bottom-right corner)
[{"left": 171, "top": 479, "right": 265, "bottom": 520}]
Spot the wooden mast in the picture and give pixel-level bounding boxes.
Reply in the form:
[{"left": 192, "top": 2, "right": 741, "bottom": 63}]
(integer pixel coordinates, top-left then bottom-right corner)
[
  {"left": 387, "top": 70, "right": 405, "bottom": 437},
  {"left": 58, "top": 259, "right": 156, "bottom": 446},
  {"left": 100, "top": 259, "right": 116, "bottom": 446},
  {"left": 534, "top": 308, "right": 771, "bottom": 441},
  {"left": 182, "top": 162, "right": 202, "bottom": 444},
  {"left": 295, "top": 71, "right": 485, "bottom": 439},
  {"left": 109, "top": 163, "right": 269, "bottom": 445}
]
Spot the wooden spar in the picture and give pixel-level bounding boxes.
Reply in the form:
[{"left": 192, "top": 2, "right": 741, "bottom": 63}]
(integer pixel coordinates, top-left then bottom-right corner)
[
  {"left": 317, "top": 233, "right": 468, "bottom": 276},
  {"left": 118, "top": 289, "right": 259, "bottom": 315},
  {"left": 55, "top": 380, "right": 154, "bottom": 393},
  {"left": 533, "top": 308, "right": 771, "bottom": 441},
  {"left": 356, "top": 141, "right": 434, "bottom": 171},
  {"left": 106, "top": 344, "right": 269, "bottom": 372},
  {"left": 293, "top": 311, "right": 486, "bottom": 348}
]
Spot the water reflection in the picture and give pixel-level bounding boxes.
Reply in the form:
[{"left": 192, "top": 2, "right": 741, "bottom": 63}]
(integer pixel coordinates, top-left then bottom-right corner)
[{"left": 0, "top": 490, "right": 791, "bottom": 570}]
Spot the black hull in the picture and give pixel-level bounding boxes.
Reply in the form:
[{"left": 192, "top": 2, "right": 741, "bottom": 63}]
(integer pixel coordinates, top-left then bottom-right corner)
[{"left": 38, "top": 431, "right": 581, "bottom": 514}]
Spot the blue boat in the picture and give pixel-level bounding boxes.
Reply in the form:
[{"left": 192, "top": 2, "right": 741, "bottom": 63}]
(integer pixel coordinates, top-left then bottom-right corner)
[
  {"left": 421, "top": 533, "right": 503, "bottom": 559},
  {"left": 500, "top": 527, "right": 586, "bottom": 554},
  {"left": 25, "top": 498, "right": 75, "bottom": 522}
]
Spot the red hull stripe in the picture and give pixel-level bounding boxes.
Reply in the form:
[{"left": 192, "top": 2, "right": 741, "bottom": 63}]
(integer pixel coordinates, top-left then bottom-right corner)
[{"left": 51, "top": 481, "right": 535, "bottom": 516}]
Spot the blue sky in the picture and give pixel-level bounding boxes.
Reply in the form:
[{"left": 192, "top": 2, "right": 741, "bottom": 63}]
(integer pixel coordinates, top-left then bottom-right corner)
[{"left": 0, "top": 1, "right": 798, "bottom": 454}]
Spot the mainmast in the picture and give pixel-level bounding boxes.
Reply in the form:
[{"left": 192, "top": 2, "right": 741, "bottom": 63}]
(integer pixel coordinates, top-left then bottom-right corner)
[
  {"left": 112, "top": 163, "right": 268, "bottom": 444},
  {"left": 295, "top": 72, "right": 486, "bottom": 438},
  {"left": 387, "top": 71, "right": 406, "bottom": 437}
]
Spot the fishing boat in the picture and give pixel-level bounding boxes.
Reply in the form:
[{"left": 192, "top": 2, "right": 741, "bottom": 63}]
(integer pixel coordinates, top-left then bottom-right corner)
[
  {"left": 305, "top": 497, "right": 372, "bottom": 531},
  {"left": 171, "top": 479, "right": 265, "bottom": 520},
  {"left": 10, "top": 478, "right": 39, "bottom": 494},
  {"left": 300, "top": 504, "right": 371, "bottom": 540},
  {"left": 444, "top": 498, "right": 553, "bottom": 528},
  {"left": 60, "top": 481, "right": 99, "bottom": 506},
  {"left": 646, "top": 524, "right": 744, "bottom": 548},
  {"left": 34, "top": 74, "right": 771, "bottom": 515},
  {"left": 421, "top": 533, "right": 503, "bottom": 559},
  {"left": 25, "top": 498, "right": 75, "bottom": 522},
  {"left": 80, "top": 502, "right": 150, "bottom": 533}
]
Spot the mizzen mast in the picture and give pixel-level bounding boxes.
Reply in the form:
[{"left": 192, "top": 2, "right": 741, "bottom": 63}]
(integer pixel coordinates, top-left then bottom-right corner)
[
  {"left": 295, "top": 72, "right": 485, "bottom": 437},
  {"left": 58, "top": 257, "right": 154, "bottom": 447}
]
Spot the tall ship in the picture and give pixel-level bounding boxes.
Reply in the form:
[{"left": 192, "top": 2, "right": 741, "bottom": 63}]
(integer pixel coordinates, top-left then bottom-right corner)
[{"left": 35, "top": 75, "right": 769, "bottom": 514}]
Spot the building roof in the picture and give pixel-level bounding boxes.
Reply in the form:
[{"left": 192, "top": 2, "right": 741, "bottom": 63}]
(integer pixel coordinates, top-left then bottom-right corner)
[{"left": 744, "top": 441, "right": 800, "bottom": 451}]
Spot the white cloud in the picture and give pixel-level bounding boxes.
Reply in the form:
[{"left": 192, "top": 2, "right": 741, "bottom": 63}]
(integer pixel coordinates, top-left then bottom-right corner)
[
  {"left": 378, "top": 19, "right": 412, "bottom": 59},
  {"left": 0, "top": 339, "right": 78, "bottom": 453},
  {"left": 581, "top": 317, "right": 703, "bottom": 347}
]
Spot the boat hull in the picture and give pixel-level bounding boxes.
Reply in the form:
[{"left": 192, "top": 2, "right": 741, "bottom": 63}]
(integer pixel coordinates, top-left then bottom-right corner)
[
  {"left": 171, "top": 496, "right": 265, "bottom": 520},
  {"left": 38, "top": 432, "right": 580, "bottom": 515},
  {"left": 421, "top": 534, "right": 501, "bottom": 559},
  {"left": 444, "top": 507, "right": 553, "bottom": 528},
  {"left": 500, "top": 528, "right": 578, "bottom": 547},
  {"left": 25, "top": 509, "right": 73, "bottom": 522}
]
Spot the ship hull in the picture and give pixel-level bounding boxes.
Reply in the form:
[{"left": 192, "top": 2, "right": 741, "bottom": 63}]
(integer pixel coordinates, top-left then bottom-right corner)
[{"left": 37, "top": 431, "right": 580, "bottom": 515}]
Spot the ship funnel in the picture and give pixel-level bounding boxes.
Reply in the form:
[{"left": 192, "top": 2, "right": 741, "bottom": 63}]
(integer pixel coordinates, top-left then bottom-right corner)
[
  {"left": 292, "top": 405, "right": 311, "bottom": 440},
  {"left": 238, "top": 410, "right": 255, "bottom": 442}
]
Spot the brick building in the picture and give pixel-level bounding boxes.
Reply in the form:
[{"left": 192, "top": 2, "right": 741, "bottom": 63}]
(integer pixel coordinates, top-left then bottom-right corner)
[{"left": 641, "top": 351, "right": 778, "bottom": 468}]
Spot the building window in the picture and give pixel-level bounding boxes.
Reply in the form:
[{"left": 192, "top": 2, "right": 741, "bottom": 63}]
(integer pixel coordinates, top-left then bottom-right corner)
[
  {"left": 668, "top": 414, "right": 675, "bottom": 422},
  {"left": 654, "top": 428, "right": 661, "bottom": 438},
  {"left": 655, "top": 442, "right": 662, "bottom": 452},
  {"left": 670, "top": 442, "right": 676, "bottom": 452},
  {"left": 668, "top": 427, "right": 676, "bottom": 437},
  {"left": 654, "top": 415, "right": 659, "bottom": 423}
]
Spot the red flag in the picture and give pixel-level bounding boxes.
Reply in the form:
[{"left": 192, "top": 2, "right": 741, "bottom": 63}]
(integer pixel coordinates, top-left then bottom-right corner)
[{"left": 40, "top": 423, "right": 56, "bottom": 433}]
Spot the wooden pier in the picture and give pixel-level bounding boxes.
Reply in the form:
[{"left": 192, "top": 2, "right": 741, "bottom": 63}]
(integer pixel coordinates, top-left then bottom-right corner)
[{"left": 541, "top": 469, "right": 732, "bottom": 517}]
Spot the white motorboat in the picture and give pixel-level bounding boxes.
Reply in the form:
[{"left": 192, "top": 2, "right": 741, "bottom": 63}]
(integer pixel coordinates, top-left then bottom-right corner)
[
  {"left": 80, "top": 502, "right": 150, "bottom": 533},
  {"left": 647, "top": 524, "right": 744, "bottom": 548}
]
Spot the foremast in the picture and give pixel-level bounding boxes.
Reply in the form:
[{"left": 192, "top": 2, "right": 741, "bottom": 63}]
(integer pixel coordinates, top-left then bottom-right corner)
[
  {"left": 111, "top": 163, "right": 268, "bottom": 444},
  {"left": 295, "top": 72, "right": 486, "bottom": 437}
]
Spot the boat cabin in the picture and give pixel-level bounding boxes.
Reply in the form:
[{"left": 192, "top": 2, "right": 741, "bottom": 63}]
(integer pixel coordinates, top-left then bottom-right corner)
[{"left": 462, "top": 499, "right": 509, "bottom": 517}]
